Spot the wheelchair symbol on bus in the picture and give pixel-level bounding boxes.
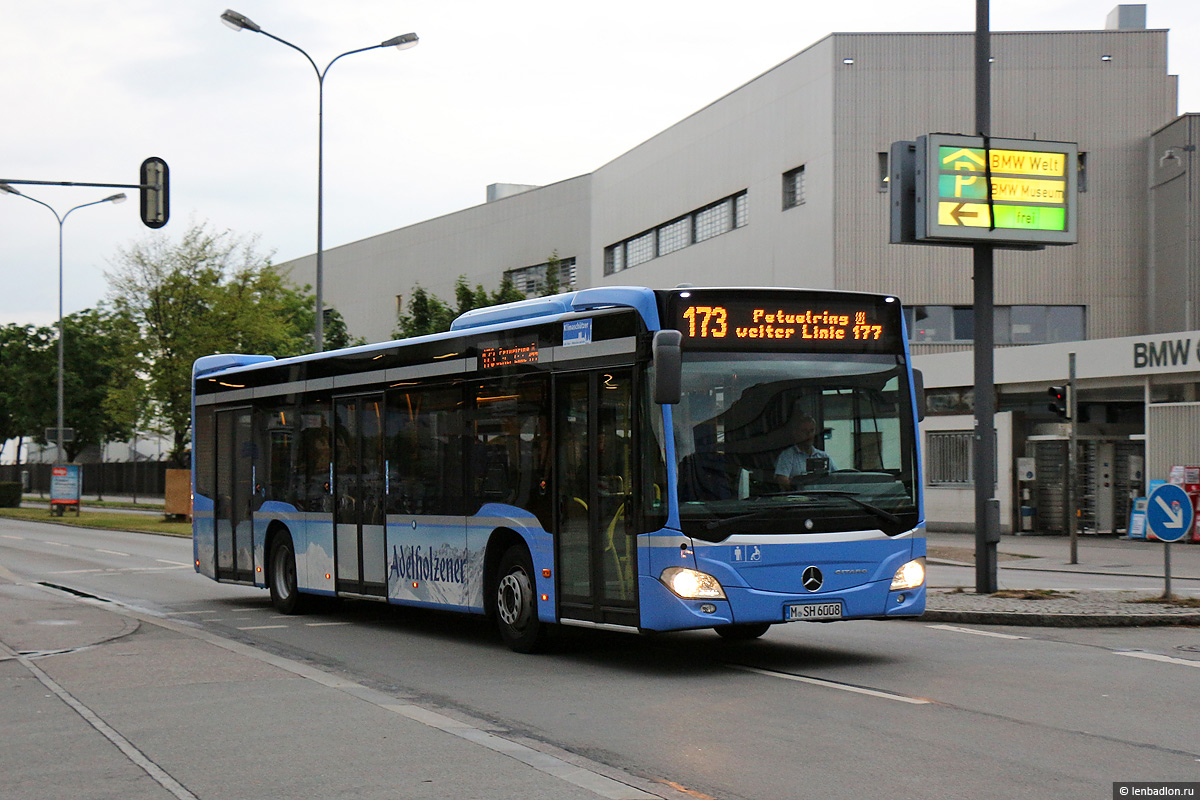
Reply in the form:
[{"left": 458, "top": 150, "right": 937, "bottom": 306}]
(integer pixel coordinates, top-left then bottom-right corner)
[{"left": 733, "top": 545, "right": 763, "bottom": 562}]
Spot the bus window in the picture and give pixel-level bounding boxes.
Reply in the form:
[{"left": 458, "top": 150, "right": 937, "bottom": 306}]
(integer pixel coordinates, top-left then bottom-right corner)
[
  {"left": 467, "top": 376, "right": 551, "bottom": 529},
  {"left": 386, "top": 386, "right": 465, "bottom": 516},
  {"left": 298, "top": 400, "right": 332, "bottom": 513}
]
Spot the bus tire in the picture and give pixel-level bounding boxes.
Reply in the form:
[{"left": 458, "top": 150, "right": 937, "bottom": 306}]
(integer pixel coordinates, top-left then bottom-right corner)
[
  {"left": 494, "top": 545, "right": 546, "bottom": 653},
  {"left": 268, "top": 534, "right": 308, "bottom": 615},
  {"left": 714, "top": 622, "right": 771, "bottom": 641}
]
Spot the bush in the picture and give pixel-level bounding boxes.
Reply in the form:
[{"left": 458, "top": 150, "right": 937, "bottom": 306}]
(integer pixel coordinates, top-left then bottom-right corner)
[{"left": 0, "top": 482, "right": 21, "bottom": 508}]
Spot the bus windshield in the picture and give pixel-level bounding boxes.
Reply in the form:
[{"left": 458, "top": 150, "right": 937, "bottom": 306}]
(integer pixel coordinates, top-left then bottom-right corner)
[{"left": 672, "top": 351, "right": 919, "bottom": 540}]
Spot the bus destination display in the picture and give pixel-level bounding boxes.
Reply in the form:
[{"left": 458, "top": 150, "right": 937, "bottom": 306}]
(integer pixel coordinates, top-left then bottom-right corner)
[
  {"left": 670, "top": 296, "right": 900, "bottom": 352},
  {"left": 480, "top": 342, "right": 539, "bottom": 368}
]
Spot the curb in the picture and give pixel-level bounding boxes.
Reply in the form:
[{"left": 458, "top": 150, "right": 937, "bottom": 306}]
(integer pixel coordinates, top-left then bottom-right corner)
[{"left": 921, "top": 609, "right": 1200, "bottom": 627}]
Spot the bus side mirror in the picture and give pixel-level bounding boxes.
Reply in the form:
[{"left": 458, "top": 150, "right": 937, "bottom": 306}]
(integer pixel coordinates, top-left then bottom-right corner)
[
  {"left": 652, "top": 330, "right": 682, "bottom": 404},
  {"left": 912, "top": 368, "right": 926, "bottom": 422}
]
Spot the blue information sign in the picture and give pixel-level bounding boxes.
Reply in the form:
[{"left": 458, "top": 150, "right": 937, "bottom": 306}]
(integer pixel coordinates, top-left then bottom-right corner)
[{"left": 1146, "top": 483, "right": 1194, "bottom": 543}]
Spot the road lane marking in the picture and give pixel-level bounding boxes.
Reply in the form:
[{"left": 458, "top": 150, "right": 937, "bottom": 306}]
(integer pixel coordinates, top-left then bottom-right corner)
[
  {"left": 237, "top": 625, "right": 289, "bottom": 631},
  {"left": 728, "top": 664, "right": 931, "bottom": 704},
  {"left": 47, "top": 541, "right": 71, "bottom": 548},
  {"left": 305, "top": 622, "right": 351, "bottom": 627},
  {"left": 1, "top": 534, "right": 24, "bottom": 540},
  {"left": 927, "top": 624, "right": 1028, "bottom": 640},
  {"left": 155, "top": 559, "right": 190, "bottom": 566},
  {"left": 1116, "top": 651, "right": 1200, "bottom": 669},
  {"left": 96, "top": 549, "right": 131, "bottom": 557}
]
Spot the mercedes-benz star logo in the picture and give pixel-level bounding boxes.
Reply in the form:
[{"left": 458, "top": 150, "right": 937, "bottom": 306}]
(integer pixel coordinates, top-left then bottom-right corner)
[{"left": 802, "top": 566, "right": 824, "bottom": 592}]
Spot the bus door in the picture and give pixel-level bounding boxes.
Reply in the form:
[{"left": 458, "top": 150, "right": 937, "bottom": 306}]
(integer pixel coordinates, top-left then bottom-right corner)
[
  {"left": 555, "top": 369, "right": 637, "bottom": 626},
  {"left": 333, "top": 394, "right": 387, "bottom": 596},
  {"left": 214, "top": 407, "right": 255, "bottom": 582}
]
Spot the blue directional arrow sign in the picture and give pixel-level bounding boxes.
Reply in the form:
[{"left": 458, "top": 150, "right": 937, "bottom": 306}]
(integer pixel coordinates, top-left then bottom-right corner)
[{"left": 1146, "top": 483, "right": 1194, "bottom": 543}]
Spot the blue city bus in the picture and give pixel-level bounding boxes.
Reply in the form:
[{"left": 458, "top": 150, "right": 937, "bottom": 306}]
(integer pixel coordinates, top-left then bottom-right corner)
[{"left": 191, "top": 286, "right": 925, "bottom": 652}]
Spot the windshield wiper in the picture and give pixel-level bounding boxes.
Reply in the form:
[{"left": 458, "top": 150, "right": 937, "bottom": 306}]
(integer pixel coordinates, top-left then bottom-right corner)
[
  {"left": 704, "top": 503, "right": 813, "bottom": 532},
  {"left": 705, "top": 490, "right": 901, "bottom": 532},
  {"left": 788, "top": 490, "right": 902, "bottom": 526}
]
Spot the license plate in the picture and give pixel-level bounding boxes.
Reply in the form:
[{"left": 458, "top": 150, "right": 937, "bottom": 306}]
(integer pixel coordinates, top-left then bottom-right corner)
[{"left": 787, "top": 602, "right": 843, "bottom": 621}]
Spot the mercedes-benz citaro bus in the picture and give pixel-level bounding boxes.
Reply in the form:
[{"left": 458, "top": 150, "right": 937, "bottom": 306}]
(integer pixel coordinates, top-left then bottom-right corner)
[{"left": 191, "top": 286, "right": 925, "bottom": 652}]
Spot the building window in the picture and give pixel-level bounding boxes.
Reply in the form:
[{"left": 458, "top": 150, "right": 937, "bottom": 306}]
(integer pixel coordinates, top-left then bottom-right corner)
[
  {"left": 626, "top": 231, "right": 656, "bottom": 267},
  {"left": 605, "top": 243, "right": 625, "bottom": 274},
  {"left": 905, "top": 305, "right": 1085, "bottom": 344},
  {"left": 658, "top": 217, "right": 690, "bottom": 256},
  {"left": 877, "top": 152, "right": 890, "bottom": 192},
  {"left": 926, "top": 431, "right": 974, "bottom": 484},
  {"left": 1077, "top": 152, "right": 1088, "bottom": 193},
  {"left": 603, "top": 190, "right": 748, "bottom": 275},
  {"left": 695, "top": 198, "right": 733, "bottom": 243},
  {"left": 783, "top": 165, "right": 806, "bottom": 209},
  {"left": 505, "top": 257, "right": 578, "bottom": 297}
]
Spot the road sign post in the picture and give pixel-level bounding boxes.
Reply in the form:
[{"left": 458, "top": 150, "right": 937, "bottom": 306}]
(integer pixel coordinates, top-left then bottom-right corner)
[{"left": 1145, "top": 482, "right": 1194, "bottom": 596}]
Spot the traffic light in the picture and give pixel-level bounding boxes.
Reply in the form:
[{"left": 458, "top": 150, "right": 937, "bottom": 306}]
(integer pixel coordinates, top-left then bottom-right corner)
[
  {"left": 1048, "top": 385, "right": 1071, "bottom": 419},
  {"left": 139, "top": 157, "right": 169, "bottom": 229}
]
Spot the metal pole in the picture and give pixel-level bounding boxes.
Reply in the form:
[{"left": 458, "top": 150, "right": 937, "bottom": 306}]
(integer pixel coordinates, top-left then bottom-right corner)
[
  {"left": 1164, "top": 541, "right": 1172, "bottom": 598},
  {"left": 973, "top": 0, "right": 999, "bottom": 593},
  {"left": 315, "top": 74, "right": 326, "bottom": 352},
  {"left": 56, "top": 216, "right": 66, "bottom": 465},
  {"left": 1068, "top": 352, "right": 1079, "bottom": 563}
]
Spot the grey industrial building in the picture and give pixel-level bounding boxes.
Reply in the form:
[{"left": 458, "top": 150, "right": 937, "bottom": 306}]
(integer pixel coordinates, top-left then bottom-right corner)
[{"left": 280, "top": 5, "right": 1200, "bottom": 536}]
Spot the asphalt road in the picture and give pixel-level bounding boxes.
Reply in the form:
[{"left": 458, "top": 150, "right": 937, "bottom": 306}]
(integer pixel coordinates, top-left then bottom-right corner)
[{"left": 3, "top": 518, "right": 1199, "bottom": 800}]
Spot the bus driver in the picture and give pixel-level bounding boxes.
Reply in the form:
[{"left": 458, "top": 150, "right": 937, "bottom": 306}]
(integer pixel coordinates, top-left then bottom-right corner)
[{"left": 774, "top": 410, "right": 835, "bottom": 489}]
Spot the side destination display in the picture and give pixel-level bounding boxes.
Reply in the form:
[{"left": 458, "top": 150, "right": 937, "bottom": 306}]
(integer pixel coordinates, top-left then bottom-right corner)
[
  {"left": 916, "top": 133, "right": 1078, "bottom": 247},
  {"left": 665, "top": 291, "right": 903, "bottom": 353}
]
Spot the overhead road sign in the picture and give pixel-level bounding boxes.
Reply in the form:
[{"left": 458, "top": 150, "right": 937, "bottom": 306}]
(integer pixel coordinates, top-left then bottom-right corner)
[
  {"left": 919, "top": 134, "right": 1078, "bottom": 246},
  {"left": 891, "top": 134, "right": 1078, "bottom": 248}
]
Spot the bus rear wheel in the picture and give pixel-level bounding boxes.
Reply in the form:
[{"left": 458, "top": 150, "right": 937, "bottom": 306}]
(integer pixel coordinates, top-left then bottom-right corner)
[
  {"left": 269, "top": 535, "right": 308, "bottom": 615},
  {"left": 495, "top": 546, "right": 547, "bottom": 653},
  {"left": 714, "top": 623, "right": 772, "bottom": 641}
]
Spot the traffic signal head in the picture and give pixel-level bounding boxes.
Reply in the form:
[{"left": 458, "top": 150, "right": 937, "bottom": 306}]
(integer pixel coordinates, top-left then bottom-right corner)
[
  {"left": 139, "top": 157, "right": 169, "bottom": 229},
  {"left": 1047, "top": 385, "right": 1071, "bottom": 419}
]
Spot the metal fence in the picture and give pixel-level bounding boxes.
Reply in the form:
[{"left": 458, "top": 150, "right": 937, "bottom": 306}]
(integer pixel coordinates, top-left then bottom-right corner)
[{"left": 0, "top": 462, "right": 170, "bottom": 498}]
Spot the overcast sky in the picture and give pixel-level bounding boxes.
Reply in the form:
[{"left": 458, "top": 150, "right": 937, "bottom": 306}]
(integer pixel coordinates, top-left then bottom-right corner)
[{"left": 2, "top": 0, "right": 1196, "bottom": 329}]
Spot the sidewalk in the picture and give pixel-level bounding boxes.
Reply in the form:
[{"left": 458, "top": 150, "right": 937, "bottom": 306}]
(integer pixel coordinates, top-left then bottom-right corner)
[
  {"left": 0, "top": 568, "right": 665, "bottom": 800},
  {"left": 924, "top": 531, "right": 1200, "bottom": 626}
]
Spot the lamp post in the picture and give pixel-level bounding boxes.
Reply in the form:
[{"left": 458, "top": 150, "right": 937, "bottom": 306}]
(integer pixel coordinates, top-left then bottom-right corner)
[
  {"left": 0, "top": 183, "right": 126, "bottom": 463},
  {"left": 220, "top": 9, "right": 418, "bottom": 352}
]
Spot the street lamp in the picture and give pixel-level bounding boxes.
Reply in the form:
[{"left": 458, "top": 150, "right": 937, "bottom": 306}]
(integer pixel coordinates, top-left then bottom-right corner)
[
  {"left": 220, "top": 9, "right": 418, "bottom": 352},
  {"left": 0, "top": 183, "right": 126, "bottom": 463}
]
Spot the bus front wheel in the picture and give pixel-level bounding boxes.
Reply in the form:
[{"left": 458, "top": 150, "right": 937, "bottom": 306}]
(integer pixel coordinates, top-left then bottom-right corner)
[
  {"left": 494, "top": 546, "right": 547, "bottom": 653},
  {"left": 714, "top": 622, "right": 771, "bottom": 641}
]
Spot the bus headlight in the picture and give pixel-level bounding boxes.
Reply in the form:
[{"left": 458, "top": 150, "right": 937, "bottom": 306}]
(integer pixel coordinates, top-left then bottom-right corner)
[
  {"left": 890, "top": 557, "right": 926, "bottom": 591},
  {"left": 661, "top": 567, "right": 726, "bottom": 600}
]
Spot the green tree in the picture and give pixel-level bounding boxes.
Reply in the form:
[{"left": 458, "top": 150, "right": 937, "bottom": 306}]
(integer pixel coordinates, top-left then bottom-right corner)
[
  {"left": 393, "top": 275, "right": 532, "bottom": 339},
  {"left": 106, "top": 222, "right": 315, "bottom": 462},
  {"left": 0, "top": 323, "right": 55, "bottom": 464},
  {"left": 490, "top": 274, "right": 526, "bottom": 306},
  {"left": 320, "top": 307, "right": 365, "bottom": 351},
  {"left": 56, "top": 307, "right": 140, "bottom": 461},
  {"left": 394, "top": 285, "right": 455, "bottom": 338},
  {"left": 541, "top": 251, "right": 562, "bottom": 296},
  {"left": 454, "top": 276, "right": 489, "bottom": 318}
]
